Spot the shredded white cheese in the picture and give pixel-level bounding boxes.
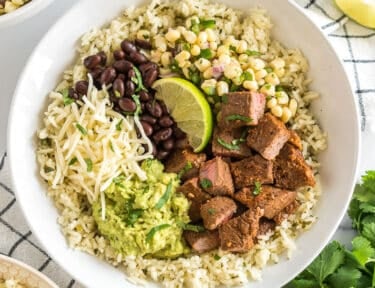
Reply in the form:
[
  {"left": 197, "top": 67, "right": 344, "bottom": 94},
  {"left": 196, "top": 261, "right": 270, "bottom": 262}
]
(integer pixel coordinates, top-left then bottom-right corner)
[{"left": 38, "top": 74, "right": 152, "bottom": 219}]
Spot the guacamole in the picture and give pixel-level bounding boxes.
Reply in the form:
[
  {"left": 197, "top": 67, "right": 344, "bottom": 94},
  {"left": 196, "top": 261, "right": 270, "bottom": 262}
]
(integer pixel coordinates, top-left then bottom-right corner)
[{"left": 92, "top": 159, "right": 191, "bottom": 258}]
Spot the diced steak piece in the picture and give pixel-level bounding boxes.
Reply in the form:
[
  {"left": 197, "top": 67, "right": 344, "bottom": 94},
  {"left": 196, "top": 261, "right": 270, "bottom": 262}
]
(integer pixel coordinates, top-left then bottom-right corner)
[
  {"left": 257, "top": 218, "right": 276, "bottom": 237},
  {"left": 189, "top": 201, "right": 203, "bottom": 223},
  {"left": 288, "top": 129, "right": 303, "bottom": 150},
  {"left": 177, "top": 177, "right": 211, "bottom": 204},
  {"left": 230, "top": 155, "right": 273, "bottom": 189},
  {"left": 218, "top": 91, "right": 266, "bottom": 129},
  {"left": 200, "top": 197, "right": 237, "bottom": 230},
  {"left": 199, "top": 157, "right": 234, "bottom": 196},
  {"left": 219, "top": 207, "right": 264, "bottom": 252},
  {"left": 234, "top": 185, "right": 297, "bottom": 219},
  {"left": 274, "top": 144, "right": 315, "bottom": 190},
  {"left": 246, "top": 113, "right": 290, "bottom": 160},
  {"left": 183, "top": 230, "right": 220, "bottom": 253},
  {"left": 165, "top": 149, "right": 206, "bottom": 181},
  {"left": 212, "top": 127, "right": 252, "bottom": 159},
  {"left": 273, "top": 199, "right": 300, "bottom": 225}
]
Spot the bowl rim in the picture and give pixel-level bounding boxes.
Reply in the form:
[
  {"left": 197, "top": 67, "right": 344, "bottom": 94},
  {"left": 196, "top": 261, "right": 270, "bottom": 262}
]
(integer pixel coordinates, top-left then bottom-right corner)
[
  {"left": 0, "top": 0, "right": 56, "bottom": 29},
  {"left": 0, "top": 254, "right": 59, "bottom": 288},
  {"left": 6, "top": 0, "right": 362, "bottom": 286}
]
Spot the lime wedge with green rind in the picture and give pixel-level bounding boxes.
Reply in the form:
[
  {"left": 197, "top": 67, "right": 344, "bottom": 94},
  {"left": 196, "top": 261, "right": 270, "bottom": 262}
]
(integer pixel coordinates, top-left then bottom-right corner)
[
  {"left": 335, "top": 0, "right": 375, "bottom": 29},
  {"left": 152, "top": 78, "right": 213, "bottom": 153}
]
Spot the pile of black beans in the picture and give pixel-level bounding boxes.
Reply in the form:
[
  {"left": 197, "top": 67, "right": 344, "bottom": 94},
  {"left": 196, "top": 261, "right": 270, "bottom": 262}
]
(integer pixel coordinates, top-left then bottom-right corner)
[{"left": 67, "top": 38, "right": 187, "bottom": 161}]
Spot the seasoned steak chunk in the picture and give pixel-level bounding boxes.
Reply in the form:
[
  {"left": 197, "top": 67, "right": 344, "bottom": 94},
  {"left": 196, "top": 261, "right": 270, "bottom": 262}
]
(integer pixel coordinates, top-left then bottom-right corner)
[
  {"left": 230, "top": 155, "right": 273, "bottom": 189},
  {"left": 288, "top": 129, "right": 303, "bottom": 150},
  {"left": 218, "top": 91, "right": 266, "bottom": 129},
  {"left": 199, "top": 157, "right": 234, "bottom": 196},
  {"left": 274, "top": 144, "right": 315, "bottom": 189},
  {"left": 183, "top": 230, "right": 220, "bottom": 253},
  {"left": 257, "top": 218, "right": 276, "bottom": 237},
  {"left": 273, "top": 199, "right": 300, "bottom": 225},
  {"left": 234, "top": 185, "right": 297, "bottom": 219},
  {"left": 177, "top": 177, "right": 211, "bottom": 204},
  {"left": 246, "top": 113, "right": 290, "bottom": 160},
  {"left": 212, "top": 127, "right": 252, "bottom": 159},
  {"left": 200, "top": 197, "right": 237, "bottom": 230},
  {"left": 219, "top": 207, "right": 264, "bottom": 252},
  {"left": 189, "top": 201, "right": 203, "bottom": 223},
  {"left": 165, "top": 149, "right": 206, "bottom": 181}
]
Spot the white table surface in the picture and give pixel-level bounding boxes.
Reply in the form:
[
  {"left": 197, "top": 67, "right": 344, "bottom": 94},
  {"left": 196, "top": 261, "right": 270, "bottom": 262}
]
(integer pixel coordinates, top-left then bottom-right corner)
[{"left": 0, "top": 0, "right": 374, "bottom": 285}]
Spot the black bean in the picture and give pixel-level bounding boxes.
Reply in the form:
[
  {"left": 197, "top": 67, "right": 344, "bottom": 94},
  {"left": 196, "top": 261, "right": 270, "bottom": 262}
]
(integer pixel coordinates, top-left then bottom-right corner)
[
  {"left": 83, "top": 55, "right": 101, "bottom": 70},
  {"left": 151, "top": 143, "right": 158, "bottom": 157},
  {"left": 159, "top": 116, "right": 174, "bottom": 128},
  {"left": 118, "top": 98, "right": 136, "bottom": 112},
  {"left": 140, "top": 114, "right": 157, "bottom": 125},
  {"left": 160, "top": 101, "right": 169, "bottom": 115},
  {"left": 130, "top": 51, "right": 148, "bottom": 65},
  {"left": 125, "top": 81, "right": 135, "bottom": 97},
  {"left": 75, "top": 80, "right": 89, "bottom": 96},
  {"left": 146, "top": 101, "right": 163, "bottom": 118},
  {"left": 153, "top": 123, "right": 161, "bottom": 131},
  {"left": 117, "top": 74, "right": 126, "bottom": 81},
  {"left": 141, "top": 102, "right": 146, "bottom": 112},
  {"left": 162, "top": 138, "right": 175, "bottom": 151},
  {"left": 139, "top": 91, "right": 152, "bottom": 102},
  {"left": 143, "top": 69, "right": 159, "bottom": 88},
  {"left": 139, "top": 62, "right": 158, "bottom": 75},
  {"left": 97, "top": 51, "right": 107, "bottom": 66},
  {"left": 128, "top": 69, "right": 136, "bottom": 80},
  {"left": 156, "top": 150, "right": 170, "bottom": 160},
  {"left": 89, "top": 67, "right": 104, "bottom": 80},
  {"left": 153, "top": 128, "right": 173, "bottom": 143},
  {"left": 113, "top": 50, "right": 126, "bottom": 61},
  {"left": 173, "top": 126, "right": 186, "bottom": 139},
  {"left": 68, "top": 87, "right": 79, "bottom": 100},
  {"left": 121, "top": 40, "right": 137, "bottom": 54},
  {"left": 140, "top": 121, "right": 153, "bottom": 136},
  {"left": 135, "top": 39, "right": 152, "bottom": 50},
  {"left": 113, "top": 78, "right": 125, "bottom": 98},
  {"left": 113, "top": 60, "right": 133, "bottom": 73},
  {"left": 100, "top": 67, "right": 117, "bottom": 86}
]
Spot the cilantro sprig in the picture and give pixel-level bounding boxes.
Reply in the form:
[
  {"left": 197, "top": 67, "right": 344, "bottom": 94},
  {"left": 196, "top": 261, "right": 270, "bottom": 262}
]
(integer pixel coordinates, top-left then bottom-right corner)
[{"left": 287, "top": 171, "right": 375, "bottom": 288}]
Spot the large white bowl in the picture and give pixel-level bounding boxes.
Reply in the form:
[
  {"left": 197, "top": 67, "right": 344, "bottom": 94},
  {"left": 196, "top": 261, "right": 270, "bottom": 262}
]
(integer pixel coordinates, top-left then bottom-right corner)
[
  {"left": 7, "top": 0, "right": 361, "bottom": 287},
  {"left": 0, "top": 0, "right": 55, "bottom": 29}
]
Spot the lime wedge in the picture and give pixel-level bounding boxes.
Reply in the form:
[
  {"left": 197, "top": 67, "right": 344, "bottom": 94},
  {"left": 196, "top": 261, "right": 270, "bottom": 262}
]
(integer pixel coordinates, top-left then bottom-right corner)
[
  {"left": 335, "top": 0, "right": 375, "bottom": 28},
  {"left": 152, "top": 78, "right": 213, "bottom": 152}
]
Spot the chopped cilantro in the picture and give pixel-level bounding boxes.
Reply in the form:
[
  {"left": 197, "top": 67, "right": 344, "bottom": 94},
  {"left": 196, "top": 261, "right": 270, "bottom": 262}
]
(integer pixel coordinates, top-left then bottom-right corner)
[
  {"left": 133, "top": 66, "right": 147, "bottom": 93},
  {"left": 76, "top": 123, "right": 87, "bottom": 135},
  {"left": 178, "top": 162, "right": 193, "bottom": 179},
  {"left": 226, "top": 114, "right": 252, "bottom": 123},
  {"left": 44, "top": 166, "right": 54, "bottom": 173},
  {"left": 214, "top": 254, "right": 221, "bottom": 261},
  {"left": 253, "top": 181, "right": 262, "bottom": 196},
  {"left": 200, "top": 178, "right": 212, "bottom": 189},
  {"left": 217, "top": 138, "right": 240, "bottom": 151},
  {"left": 154, "top": 181, "right": 173, "bottom": 209},
  {"left": 116, "top": 119, "right": 123, "bottom": 131},
  {"left": 200, "top": 48, "right": 214, "bottom": 60},
  {"left": 178, "top": 222, "right": 205, "bottom": 232},
  {"left": 68, "top": 157, "right": 78, "bottom": 166},
  {"left": 199, "top": 19, "right": 216, "bottom": 29},
  {"left": 265, "top": 67, "right": 273, "bottom": 73},
  {"left": 126, "top": 209, "right": 143, "bottom": 226},
  {"left": 146, "top": 224, "right": 171, "bottom": 243},
  {"left": 84, "top": 158, "right": 93, "bottom": 172},
  {"left": 241, "top": 71, "right": 254, "bottom": 81},
  {"left": 244, "top": 50, "right": 262, "bottom": 56},
  {"left": 208, "top": 208, "right": 216, "bottom": 215}
]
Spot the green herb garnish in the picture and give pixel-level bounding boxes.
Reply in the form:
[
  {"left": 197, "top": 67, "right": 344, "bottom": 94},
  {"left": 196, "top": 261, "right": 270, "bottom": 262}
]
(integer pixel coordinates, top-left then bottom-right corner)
[
  {"left": 76, "top": 123, "right": 87, "bottom": 135},
  {"left": 116, "top": 119, "right": 123, "bottom": 131},
  {"left": 109, "top": 141, "right": 114, "bottom": 152},
  {"left": 126, "top": 209, "right": 144, "bottom": 226},
  {"left": 190, "top": 19, "right": 200, "bottom": 34},
  {"left": 170, "top": 59, "right": 182, "bottom": 73},
  {"left": 68, "top": 157, "right": 78, "bottom": 166},
  {"left": 244, "top": 50, "right": 262, "bottom": 56},
  {"left": 222, "top": 95, "right": 228, "bottom": 104},
  {"left": 265, "top": 67, "right": 273, "bottom": 73},
  {"left": 178, "top": 162, "right": 193, "bottom": 179},
  {"left": 178, "top": 222, "right": 205, "bottom": 232},
  {"left": 132, "top": 94, "right": 141, "bottom": 115},
  {"left": 253, "top": 181, "right": 262, "bottom": 196},
  {"left": 146, "top": 224, "right": 171, "bottom": 243},
  {"left": 44, "top": 166, "right": 54, "bottom": 173},
  {"left": 276, "top": 85, "right": 284, "bottom": 92},
  {"left": 226, "top": 114, "right": 252, "bottom": 123},
  {"left": 61, "top": 88, "right": 74, "bottom": 106},
  {"left": 208, "top": 208, "right": 216, "bottom": 215},
  {"left": 200, "top": 48, "right": 214, "bottom": 60},
  {"left": 217, "top": 138, "right": 240, "bottom": 151},
  {"left": 214, "top": 254, "right": 221, "bottom": 261},
  {"left": 84, "top": 158, "right": 93, "bottom": 172},
  {"left": 133, "top": 66, "right": 147, "bottom": 93},
  {"left": 155, "top": 181, "right": 173, "bottom": 209},
  {"left": 200, "top": 178, "right": 212, "bottom": 189},
  {"left": 189, "top": 69, "right": 201, "bottom": 85},
  {"left": 241, "top": 71, "right": 254, "bottom": 81},
  {"left": 199, "top": 19, "right": 216, "bottom": 29}
]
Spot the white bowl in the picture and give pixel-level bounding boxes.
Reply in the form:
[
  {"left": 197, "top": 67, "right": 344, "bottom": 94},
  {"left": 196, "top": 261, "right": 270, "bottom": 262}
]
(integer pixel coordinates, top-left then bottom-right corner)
[
  {"left": 0, "top": 255, "right": 58, "bottom": 288},
  {"left": 7, "top": 0, "right": 361, "bottom": 287},
  {"left": 0, "top": 0, "right": 55, "bottom": 29}
]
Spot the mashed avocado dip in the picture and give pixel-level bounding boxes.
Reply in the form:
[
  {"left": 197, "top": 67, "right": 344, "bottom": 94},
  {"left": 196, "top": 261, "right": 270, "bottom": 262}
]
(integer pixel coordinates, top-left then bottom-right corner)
[{"left": 93, "top": 159, "right": 191, "bottom": 258}]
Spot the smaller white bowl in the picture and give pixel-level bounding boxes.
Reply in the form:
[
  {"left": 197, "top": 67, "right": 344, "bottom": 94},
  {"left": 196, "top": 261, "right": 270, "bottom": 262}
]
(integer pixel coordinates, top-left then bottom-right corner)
[
  {"left": 0, "top": 0, "right": 55, "bottom": 29},
  {"left": 0, "top": 255, "right": 58, "bottom": 288}
]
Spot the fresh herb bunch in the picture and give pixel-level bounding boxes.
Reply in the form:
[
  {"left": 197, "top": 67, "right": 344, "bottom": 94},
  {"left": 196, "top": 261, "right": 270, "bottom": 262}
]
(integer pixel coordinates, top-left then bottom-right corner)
[{"left": 286, "top": 171, "right": 375, "bottom": 288}]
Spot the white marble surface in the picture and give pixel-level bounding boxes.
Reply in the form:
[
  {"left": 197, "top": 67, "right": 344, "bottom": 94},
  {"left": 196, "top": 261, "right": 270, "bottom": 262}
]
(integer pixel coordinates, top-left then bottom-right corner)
[{"left": 0, "top": 0, "right": 374, "bottom": 281}]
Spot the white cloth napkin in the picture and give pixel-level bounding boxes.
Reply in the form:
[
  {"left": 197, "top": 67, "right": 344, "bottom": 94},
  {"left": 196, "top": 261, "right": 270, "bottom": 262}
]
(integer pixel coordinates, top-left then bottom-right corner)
[{"left": 0, "top": 1, "right": 374, "bottom": 287}]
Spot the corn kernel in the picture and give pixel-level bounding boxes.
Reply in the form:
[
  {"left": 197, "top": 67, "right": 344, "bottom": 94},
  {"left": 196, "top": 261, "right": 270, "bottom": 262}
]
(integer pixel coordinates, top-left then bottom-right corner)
[
  {"left": 267, "top": 98, "right": 277, "bottom": 109},
  {"left": 160, "top": 52, "right": 172, "bottom": 67},
  {"left": 255, "top": 69, "right": 267, "bottom": 80},
  {"left": 224, "top": 64, "right": 242, "bottom": 79},
  {"left": 154, "top": 35, "right": 167, "bottom": 52},
  {"left": 178, "top": 60, "right": 187, "bottom": 68},
  {"left": 201, "top": 79, "right": 217, "bottom": 95},
  {"left": 276, "top": 91, "right": 289, "bottom": 105},
  {"left": 195, "top": 58, "right": 211, "bottom": 72},
  {"left": 265, "top": 72, "right": 280, "bottom": 86},
  {"left": 243, "top": 80, "right": 258, "bottom": 91},
  {"left": 209, "top": 41, "right": 218, "bottom": 50},
  {"left": 177, "top": 26, "right": 187, "bottom": 34},
  {"left": 203, "top": 67, "right": 214, "bottom": 79},
  {"left": 224, "top": 36, "right": 236, "bottom": 46},
  {"left": 239, "top": 54, "right": 249, "bottom": 63},
  {"left": 250, "top": 58, "right": 266, "bottom": 71},
  {"left": 136, "top": 30, "right": 151, "bottom": 41},
  {"left": 219, "top": 54, "right": 231, "bottom": 65},
  {"left": 165, "top": 29, "right": 181, "bottom": 43},
  {"left": 281, "top": 107, "right": 292, "bottom": 123},
  {"left": 270, "top": 58, "right": 286, "bottom": 70},
  {"left": 206, "top": 29, "right": 217, "bottom": 42},
  {"left": 150, "top": 50, "right": 162, "bottom": 63},
  {"left": 217, "top": 45, "right": 230, "bottom": 57},
  {"left": 217, "top": 81, "right": 229, "bottom": 96},
  {"left": 175, "top": 51, "right": 191, "bottom": 63},
  {"left": 271, "top": 105, "right": 283, "bottom": 118},
  {"left": 191, "top": 45, "right": 201, "bottom": 56},
  {"left": 198, "top": 31, "right": 208, "bottom": 44},
  {"left": 182, "top": 67, "right": 190, "bottom": 78},
  {"left": 260, "top": 84, "right": 276, "bottom": 97},
  {"left": 5, "top": 2, "right": 17, "bottom": 13},
  {"left": 183, "top": 31, "right": 197, "bottom": 44},
  {"left": 236, "top": 40, "right": 248, "bottom": 54},
  {"left": 289, "top": 99, "right": 298, "bottom": 116},
  {"left": 258, "top": 79, "right": 265, "bottom": 86},
  {"left": 275, "top": 68, "right": 285, "bottom": 78}
]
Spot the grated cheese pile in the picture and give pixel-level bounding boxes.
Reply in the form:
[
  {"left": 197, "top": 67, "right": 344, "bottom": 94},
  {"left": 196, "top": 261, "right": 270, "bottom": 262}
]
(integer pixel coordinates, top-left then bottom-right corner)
[{"left": 37, "top": 75, "right": 152, "bottom": 219}]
